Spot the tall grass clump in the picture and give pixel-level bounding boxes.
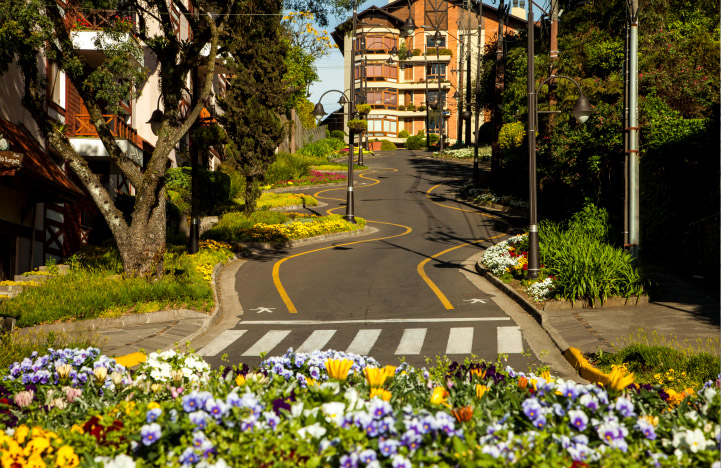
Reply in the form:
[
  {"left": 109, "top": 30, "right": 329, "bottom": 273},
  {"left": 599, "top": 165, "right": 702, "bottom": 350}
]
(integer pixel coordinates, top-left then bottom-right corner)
[
  {"left": 539, "top": 204, "right": 645, "bottom": 305},
  {"left": 265, "top": 151, "right": 314, "bottom": 183}
]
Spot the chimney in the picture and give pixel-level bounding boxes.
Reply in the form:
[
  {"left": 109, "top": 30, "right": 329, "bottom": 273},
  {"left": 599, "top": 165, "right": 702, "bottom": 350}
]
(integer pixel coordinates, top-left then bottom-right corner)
[{"left": 510, "top": 0, "right": 527, "bottom": 19}]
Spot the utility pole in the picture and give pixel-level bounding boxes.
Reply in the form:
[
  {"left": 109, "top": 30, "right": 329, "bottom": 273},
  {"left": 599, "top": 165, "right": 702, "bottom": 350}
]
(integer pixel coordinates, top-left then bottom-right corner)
[
  {"left": 471, "top": 0, "right": 483, "bottom": 184},
  {"left": 465, "top": 0, "right": 472, "bottom": 144},
  {"left": 548, "top": 0, "right": 559, "bottom": 113},
  {"left": 457, "top": 26, "right": 465, "bottom": 144},
  {"left": 490, "top": 0, "right": 507, "bottom": 182},
  {"left": 627, "top": 0, "right": 640, "bottom": 258}
]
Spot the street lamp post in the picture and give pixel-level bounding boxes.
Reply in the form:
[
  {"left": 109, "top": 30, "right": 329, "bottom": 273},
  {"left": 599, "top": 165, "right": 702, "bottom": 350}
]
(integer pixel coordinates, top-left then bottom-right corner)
[
  {"left": 432, "top": 29, "right": 444, "bottom": 155},
  {"left": 526, "top": 6, "right": 592, "bottom": 279},
  {"left": 313, "top": 91, "right": 356, "bottom": 223}
]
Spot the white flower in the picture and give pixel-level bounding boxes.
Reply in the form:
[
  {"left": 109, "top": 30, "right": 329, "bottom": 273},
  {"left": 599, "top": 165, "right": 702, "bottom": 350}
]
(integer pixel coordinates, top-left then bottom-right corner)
[
  {"left": 290, "top": 402, "right": 304, "bottom": 418},
  {"left": 321, "top": 402, "right": 346, "bottom": 426},
  {"left": 297, "top": 422, "right": 327, "bottom": 439},
  {"left": 94, "top": 454, "right": 136, "bottom": 468},
  {"left": 344, "top": 387, "right": 364, "bottom": 410},
  {"left": 684, "top": 428, "right": 711, "bottom": 453}
]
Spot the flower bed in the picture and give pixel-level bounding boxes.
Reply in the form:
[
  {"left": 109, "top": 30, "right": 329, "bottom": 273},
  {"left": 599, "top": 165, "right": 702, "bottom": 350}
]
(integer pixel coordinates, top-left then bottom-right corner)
[
  {"left": 433, "top": 147, "right": 492, "bottom": 161},
  {"left": 1, "top": 348, "right": 719, "bottom": 467},
  {"left": 266, "top": 171, "right": 347, "bottom": 189}
]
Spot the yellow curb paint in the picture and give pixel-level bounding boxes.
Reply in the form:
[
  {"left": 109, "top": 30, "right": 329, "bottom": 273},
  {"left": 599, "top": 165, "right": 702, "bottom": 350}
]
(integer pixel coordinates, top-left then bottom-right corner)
[
  {"left": 115, "top": 352, "right": 147, "bottom": 368},
  {"left": 272, "top": 220, "right": 412, "bottom": 314}
]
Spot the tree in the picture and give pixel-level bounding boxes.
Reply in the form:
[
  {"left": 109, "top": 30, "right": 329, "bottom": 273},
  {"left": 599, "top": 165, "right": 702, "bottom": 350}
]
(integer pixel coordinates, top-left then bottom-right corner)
[
  {"left": 219, "top": 0, "right": 291, "bottom": 215},
  {"left": 0, "top": 0, "right": 244, "bottom": 277}
]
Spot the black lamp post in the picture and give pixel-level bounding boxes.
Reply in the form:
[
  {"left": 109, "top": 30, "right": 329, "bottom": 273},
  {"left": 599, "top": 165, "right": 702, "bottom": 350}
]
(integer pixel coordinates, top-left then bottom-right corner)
[
  {"left": 526, "top": 5, "right": 592, "bottom": 279},
  {"left": 313, "top": 91, "right": 356, "bottom": 223},
  {"left": 432, "top": 29, "right": 445, "bottom": 156}
]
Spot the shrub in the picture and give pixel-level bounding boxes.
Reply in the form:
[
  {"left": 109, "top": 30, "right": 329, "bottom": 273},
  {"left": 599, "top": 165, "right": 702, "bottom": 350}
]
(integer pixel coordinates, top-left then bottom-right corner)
[
  {"left": 380, "top": 140, "right": 397, "bottom": 151},
  {"left": 397, "top": 105, "right": 406, "bottom": 111},
  {"left": 330, "top": 130, "right": 346, "bottom": 140},
  {"left": 412, "top": 48, "right": 421, "bottom": 55},
  {"left": 418, "top": 105, "right": 426, "bottom": 111},
  {"left": 405, "top": 135, "right": 424, "bottom": 150},
  {"left": 398, "top": 129, "right": 410, "bottom": 138},
  {"left": 355, "top": 103, "right": 371, "bottom": 115},
  {"left": 405, "top": 103, "right": 416, "bottom": 111},
  {"left": 428, "top": 133, "right": 439, "bottom": 145},
  {"left": 347, "top": 119, "right": 368, "bottom": 132},
  {"left": 164, "top": 167, "right": 230, "bottom": 216},
  {"left": 265, "top": 152, "right": 312, "bottom": 184},
  {"left": 498, "top": 122, "right": 526, "bottom": 149},
  {"left": 325, "top": 128, "right": 330, "bottom": 137}
]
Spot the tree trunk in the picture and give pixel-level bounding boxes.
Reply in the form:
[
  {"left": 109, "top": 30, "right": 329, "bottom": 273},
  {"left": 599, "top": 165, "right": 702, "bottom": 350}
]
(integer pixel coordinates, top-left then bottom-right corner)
[
  {"left": 244, "top": 175, "right": 260, "bottom": 215},
  {"left": 116, "top": 192, "right": 168, "bottom": 278}
]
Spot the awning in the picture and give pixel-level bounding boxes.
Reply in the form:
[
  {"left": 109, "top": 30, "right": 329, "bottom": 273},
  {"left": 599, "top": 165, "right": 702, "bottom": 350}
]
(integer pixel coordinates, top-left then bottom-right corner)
[{"left": 0, "top": 118, "right": 84, "bottom": 202}]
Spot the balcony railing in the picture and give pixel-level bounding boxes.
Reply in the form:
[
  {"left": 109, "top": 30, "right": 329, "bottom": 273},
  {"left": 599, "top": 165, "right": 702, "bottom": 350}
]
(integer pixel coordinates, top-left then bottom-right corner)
[
  {"left": 74, "top": 114, "right": 138, "bottom": 143},
  {"left": 64, "top": 2, "right": 137, "bottom": 32}
]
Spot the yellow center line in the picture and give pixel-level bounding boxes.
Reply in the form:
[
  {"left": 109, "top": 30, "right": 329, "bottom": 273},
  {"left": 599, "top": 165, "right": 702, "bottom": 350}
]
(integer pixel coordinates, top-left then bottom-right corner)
[
  {"left": 417, "top": 233, "right": 507, "bottom": 309},
  {"left": 272, "top": 220, "right": 412, "bottom": 313},
  {"left": 417, "top": 183, "right": 510, "bottom": 309},
  {"left": 426, "top": 184, "right": 501, "bottom": 219},
  {"left": 314, "top": 168, "right": 398, "bottom": 216}
]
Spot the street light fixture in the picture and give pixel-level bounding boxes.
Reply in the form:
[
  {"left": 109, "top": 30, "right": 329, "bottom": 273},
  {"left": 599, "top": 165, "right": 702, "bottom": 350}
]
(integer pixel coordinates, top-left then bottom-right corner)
[
  {"left": 526, "top": 4, "right": 592, "bottom": 279},
  {"left": 313, "top": 89, "right": 357, "bottom": 223}
]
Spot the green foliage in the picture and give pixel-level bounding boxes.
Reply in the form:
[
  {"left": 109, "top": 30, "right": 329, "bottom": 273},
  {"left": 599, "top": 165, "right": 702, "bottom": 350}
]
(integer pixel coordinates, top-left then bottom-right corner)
[
  {"left": 428, "top": 133, "right": 439, "bottom": 145},
  {"left": 497, "top": 122, "right": 525, "bottom": 149},
  {"left": 325, "top": 128, "right": 330, "bottom": 137},
  {"left": 0, "top": 329, "right": 103, "bottom": 370},
  {"left": 355, "top": 103, "right": 371, "bottom": 115},
  {"left": 294, "top": 95, "right": 317, "bottom": 129},
  {"left": 219, "top": 0, "right": 290, "bottom": 216},
  {"left": 265, "top": 151, "right": 313, "bottom": 183},
  {"left": 191, "top": 125, "right": 228, "bottom": 149},
  {"left": 347, "top": 119, "right": 367, "bottom": 132},
  {"left": 405, "top": 103, "right": 416, "bottom": 111},
  {"left": 164, "top": 167, "right": 231, "bottom": 216},
  {"left": 297, "top": 137, "right": 344, "bottom": 159},
  {"left": 330, "top": 130, "right": 346, "bottom": 139},
  {"left": 380, "top": 139, "right": 396, "bottom": 151},
  {"left": 398, "top": 129, "right": 410, "bottom": 138},
  {"left": 539, "top": 206, "right": 646, "bottom": 305},
  {"left": 284, "top": 44, "right": 319, "bottom": 109},
  {"left": 404, "top": 135, "right": 424, "bottom": 150}
]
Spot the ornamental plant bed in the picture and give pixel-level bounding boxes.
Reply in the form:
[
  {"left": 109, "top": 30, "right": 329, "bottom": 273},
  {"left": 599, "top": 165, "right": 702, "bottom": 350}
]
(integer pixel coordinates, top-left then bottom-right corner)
[{"left": 1, "top": 348, "right": 718, "bottom": 467}]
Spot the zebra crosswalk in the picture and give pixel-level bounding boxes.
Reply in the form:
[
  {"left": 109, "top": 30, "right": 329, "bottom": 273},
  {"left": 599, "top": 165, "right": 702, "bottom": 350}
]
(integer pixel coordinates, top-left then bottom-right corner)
[{"left": 197, "top": 325, "right": 525, "bottom": 360}]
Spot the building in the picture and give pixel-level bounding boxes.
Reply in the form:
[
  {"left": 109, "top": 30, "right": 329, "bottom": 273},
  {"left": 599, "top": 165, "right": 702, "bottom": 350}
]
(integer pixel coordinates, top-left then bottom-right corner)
[
  {"left": 331, "top": 0, "right": 527, "bottom": 145},
  {"left": 0, "top": 1, "right": 226, "bottom": 279}
]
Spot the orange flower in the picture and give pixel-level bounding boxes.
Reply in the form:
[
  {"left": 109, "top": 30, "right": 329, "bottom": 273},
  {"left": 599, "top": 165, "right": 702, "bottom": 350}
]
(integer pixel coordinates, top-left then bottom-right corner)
[
  {"left": 518, "top": 376, "right": 529, "bottom": 389},
  {"left": 451, "top": 406, "right": 474, "bottom": 422}
]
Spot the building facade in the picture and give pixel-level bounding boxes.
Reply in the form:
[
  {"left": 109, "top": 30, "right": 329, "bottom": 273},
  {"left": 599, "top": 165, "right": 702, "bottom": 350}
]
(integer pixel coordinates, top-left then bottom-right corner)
[{"left": 332, "top": 0, "right": 527, "bottom": 145}]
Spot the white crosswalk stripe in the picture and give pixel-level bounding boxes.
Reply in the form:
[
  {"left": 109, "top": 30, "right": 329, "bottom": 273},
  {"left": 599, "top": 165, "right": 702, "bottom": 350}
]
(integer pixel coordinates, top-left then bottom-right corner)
[
  {"left": 345, "top": 329, "right": 382, "bottom": 355},
  {"left": 446, "top": 327, "right": 474, "bottom": 354},
  {"left": 242, "top": 330, "right": 291, "bottom": 357},
  {"left": 394, "top": 328, "right": 427, "bottom": 355},
  {"left": 197, "top": 330, "right": 247, "bottom": 356},
  {"left": 497, "top": 326, "right": 524, "bottom": 354},
  {"left": 296, "top": 330, "right": 337, "bottom": 353},
  {"left": 204, "top": 325, "right": 527, "bottom": 359}
]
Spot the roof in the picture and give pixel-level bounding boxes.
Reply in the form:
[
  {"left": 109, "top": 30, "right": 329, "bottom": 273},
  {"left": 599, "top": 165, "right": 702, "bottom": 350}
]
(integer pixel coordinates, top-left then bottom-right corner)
[{"left": 0, "top": 118, "right": 84, "bottom": 201}]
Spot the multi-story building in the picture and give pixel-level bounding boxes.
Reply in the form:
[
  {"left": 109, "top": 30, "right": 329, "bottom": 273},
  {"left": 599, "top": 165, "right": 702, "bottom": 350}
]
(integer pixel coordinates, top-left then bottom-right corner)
[
  {"left": 0, "top": 1, "right": 225, "bottom": 280},
  {"left": 332, "top": 0, "right": 527, "bottom": 145}
]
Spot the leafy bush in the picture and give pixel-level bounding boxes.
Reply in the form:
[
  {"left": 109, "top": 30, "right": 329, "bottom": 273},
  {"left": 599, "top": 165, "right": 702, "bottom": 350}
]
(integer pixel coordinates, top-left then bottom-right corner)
[
  {"left": 164, "top": 167, "right": 231, "bottom": 215},
  {"left": 539, "top": 210, "right": 645, "bottom": 305},
  {"left": 347, "top": 119, "right": 368, "bottom": 132},
  {"left": 397, "top": 105, "right": 406, "bottom": 111},
  {"left": 330, "top": 130, "right": 346, "bottom": 139},
  {"left": 398, "top": 129, "right": 410, "bottom": 138},
  {"left": 380, "top": 140, "right": 397, "bottom": 151},
  {"left": 404, "top": 135, "right": 424, "bottom": 150},
  {"left": 405, "top": 103, "right": 416, "bottom": 111},
  {"left": 325, "top": 128, "right": 330, "bottom": 137},
  {"left": 355, "top": 103, "right": 371, "bottom": 115},
  {"left": 428, "top": 133, "right": 439, "bottom": 145},
  {"left": 498, "top": 122, "right": 526, "bottom": 149},
  {"left": 418, "top": 105, "right": 426, "bottom": 111}
]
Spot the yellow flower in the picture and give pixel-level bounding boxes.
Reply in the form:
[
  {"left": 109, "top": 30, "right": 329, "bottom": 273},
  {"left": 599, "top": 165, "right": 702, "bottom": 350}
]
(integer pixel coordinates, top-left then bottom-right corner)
[
  {"left": 70, "top": 425, "right": 84, "bottom": 434},
  {"left": 606, "top": 366, "right": 634, "bottom": 391},
  {"left": 306, "top": 378, "right": 318, "bottom": 387},
  {"left": 470, "top": 368, "right": 487, "bottom": 380},
  {"left": 475, "top": 384, "right": 489, "bottom": 399},
  {"left": 369, "top": 388, "right": 392, "bottom": 401},
  {"left": 24, "top": 437, "right": 51, "bottom": 457},
  {"left": 148, "top": 401, "right": 161, "bottom": 410},
  {"left": 26, "top": 455, "right": 46, "bottom": 468},
  {"left": 540, "top": 370, "right": 554, "bottom": 382},
  {"left": 364, "top": 367, "right": 388, "bottom": 388},
  {"left": 13, "top": 425, "right": 29, "bottom": 444},
  {"left": 55, "top": 446, "right": 79, "bottom": 468},
  {"left": 325, "top": 359, "right": 353, "bottom": 381},
  {"left": 383, "top": 365, "right": 397, "bottom": 379},
  {"left": 640, "top": 415, "right": 659, "bottom": 427},
  {"left": 430, "top": 387, "right": 451, "bottom": 408},
  {"left": 235, "top": 374, "right": 246, "bottom": 386},
  {"left": 151, "top": 383, "right": 163, "bottom": 393}
]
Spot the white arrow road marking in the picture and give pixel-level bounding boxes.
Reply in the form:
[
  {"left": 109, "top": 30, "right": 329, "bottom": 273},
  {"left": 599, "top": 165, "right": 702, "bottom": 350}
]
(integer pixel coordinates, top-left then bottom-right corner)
[
  {"left": 251, "top": 307, "right": 275, "bottom": 314},
  {"left": 464, "top": 298, "right": 487, "bottom": 304},
  {"left": 197, "top": 330, "right": 247, "bottom": 357}
]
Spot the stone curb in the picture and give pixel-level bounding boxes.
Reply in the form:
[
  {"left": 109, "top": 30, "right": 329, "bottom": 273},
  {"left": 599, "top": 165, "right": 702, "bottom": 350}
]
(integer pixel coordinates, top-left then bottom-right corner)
[{"left": 235, "top": 226, "right": 379, "bottom": 251}]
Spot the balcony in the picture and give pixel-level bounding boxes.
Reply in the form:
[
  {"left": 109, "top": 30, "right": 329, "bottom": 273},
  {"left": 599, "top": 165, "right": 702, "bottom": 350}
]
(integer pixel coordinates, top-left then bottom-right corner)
[
  {"left": 67, "top": 7, "right": 142, "bottom": 67},
  {"left": 69, "top": 114, "right": 143, "bottom": 166}
]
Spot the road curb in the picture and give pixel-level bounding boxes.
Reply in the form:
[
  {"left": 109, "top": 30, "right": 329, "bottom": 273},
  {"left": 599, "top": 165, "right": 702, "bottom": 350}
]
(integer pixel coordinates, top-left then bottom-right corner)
[{"left": 235, "top": 226, "right": 379, "bottom": 251}]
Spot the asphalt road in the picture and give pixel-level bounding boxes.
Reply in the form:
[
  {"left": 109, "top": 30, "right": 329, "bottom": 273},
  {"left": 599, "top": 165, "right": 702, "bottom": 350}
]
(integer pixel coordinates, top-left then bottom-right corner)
[{"left": 198, "top": 150, "right": 542, "bottom": 372}]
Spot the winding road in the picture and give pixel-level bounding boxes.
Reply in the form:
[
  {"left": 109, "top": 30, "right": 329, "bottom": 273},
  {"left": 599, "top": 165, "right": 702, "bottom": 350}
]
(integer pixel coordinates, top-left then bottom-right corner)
[{"left": 196, "top": 150, "right": 545, "bottom": 371}]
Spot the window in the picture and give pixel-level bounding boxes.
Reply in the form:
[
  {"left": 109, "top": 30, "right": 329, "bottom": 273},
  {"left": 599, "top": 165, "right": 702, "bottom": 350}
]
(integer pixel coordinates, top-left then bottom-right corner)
[
  {"left": 358, "top": 62, "right": 398, "bottom": 81},
  {"left": 365, "top": 88, "right": 398, "bottom": 109},
  {"left": 426, "top": 90, "right": 448, "bottom": 108},
  {"left": 426, "top": 63, "right": 446, "bottom": 80},
  {"left": 426, "top": 34, "right": 446, "bottom": 49},
  {"left": 47, "top": 62, "right": 66, "bottom": 108},
  {"left": 360, "top": 34, "right": 397, "bottom": 54},
  {"left": 367, "top": 115, "right": 397, "bottom": 137}
]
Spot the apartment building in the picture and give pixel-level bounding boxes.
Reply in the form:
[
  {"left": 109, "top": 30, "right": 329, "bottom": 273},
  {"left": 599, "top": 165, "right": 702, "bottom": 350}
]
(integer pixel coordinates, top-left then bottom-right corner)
[
  {"left": 332, "top": 0, "right": 527, "bottom": 145},
  {"left": 0, "top": 1, "right": 225, "bottom": 280}
]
